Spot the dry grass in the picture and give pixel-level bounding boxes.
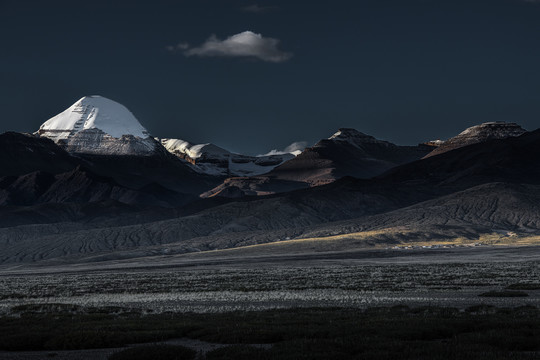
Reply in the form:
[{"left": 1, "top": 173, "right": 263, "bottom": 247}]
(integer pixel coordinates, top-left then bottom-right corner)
[{"left": 196, "top": 229, "right": 540, "bottom": 257}]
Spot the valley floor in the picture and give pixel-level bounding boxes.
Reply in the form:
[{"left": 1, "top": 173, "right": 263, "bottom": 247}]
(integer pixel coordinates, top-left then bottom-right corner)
[{"left": 0, "top": 246, "right": 539, "bottom": 313}]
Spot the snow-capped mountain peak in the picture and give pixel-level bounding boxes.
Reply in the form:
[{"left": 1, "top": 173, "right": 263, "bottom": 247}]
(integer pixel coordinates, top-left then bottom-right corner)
[
  {"left": 37, "top": 96, "right": 160, "bottom": 156},
  {"left": 38, "top": 96, "right": 150, "bottom": 141}
]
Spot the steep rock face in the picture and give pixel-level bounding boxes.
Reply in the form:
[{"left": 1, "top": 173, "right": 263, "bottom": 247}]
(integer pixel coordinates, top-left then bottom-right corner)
[
  {"left": 37, "top": 96, "right": 159, "bottom": 156},
  {"left": 160, "top": 138, "right": 295, "bottom": 176},
  {"left": 61, "top": 129, "right": 161, "bottom": 156},
  {"left": 425, "top": 122, "right": 527, "bottom": 158}
]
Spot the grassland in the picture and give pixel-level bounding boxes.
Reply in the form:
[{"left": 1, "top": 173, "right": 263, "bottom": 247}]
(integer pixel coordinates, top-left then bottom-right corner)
[{"left": 208, "top": 229, "right": 540, "bottom": 256}]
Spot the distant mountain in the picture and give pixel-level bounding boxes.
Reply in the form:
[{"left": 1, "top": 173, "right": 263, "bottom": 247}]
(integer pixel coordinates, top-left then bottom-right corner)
[
  {"left": 424, "top": 122, "right": 527, "bottom": 158},
  {"left": 271, "top": 128, "right": 434, "bottom": 183},
  {"left": 37, "top": 95, "right": 299, "bottom": 177},
  {"left": 294, "top": 129, "right": 540, "bottom": 243},
  {"left": 12, "top": 127, "right": 534, "bottom": 264},
  {"left": 34, "top": 96, "right": 220, "bottom": 196},
  {"left": 0, "top": 133, "right": 202, "bottom": 209},
  {"left": 202, "top": 128, "right": 434, "bottom": 197},
  {"left": 0, "top": 97, "right": 222, "bottom": 215},
  {"left": 160, "top": 138, "right": 297, "bottom": 176},
  {"left": 37, "top": 96, "right": 161, "bottom": 156},
  {"left": 381, "top": 128, "right": 540, "bottom": 188},
  {"left": 0, "top": 95, "right": 538, "bottom": 266}
]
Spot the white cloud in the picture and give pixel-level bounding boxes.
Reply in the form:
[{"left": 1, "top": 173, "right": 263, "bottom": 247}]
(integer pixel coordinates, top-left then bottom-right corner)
[
  {"left": 183, "top": 31, "right": 292, "bottom": 63},
  {"left": 261, "top": 141, "right": 308, "bottom": 156}
]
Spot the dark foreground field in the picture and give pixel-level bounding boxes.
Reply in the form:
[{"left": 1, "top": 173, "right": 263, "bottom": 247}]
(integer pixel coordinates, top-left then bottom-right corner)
[
  {"left": 0, "top": 246, "right": 539, "bottom": 359},
  {"left": 0, "top": 305, "right": 539, "bottom": 360}
]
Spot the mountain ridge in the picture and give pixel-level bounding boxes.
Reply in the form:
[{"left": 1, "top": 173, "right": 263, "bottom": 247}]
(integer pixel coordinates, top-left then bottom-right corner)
[
  {"left": 160, "top": 137, "right": 297, "bottom": 176},
  {"left": 0, "top": 95, "right": 538, "bottom": 265},
  {"left": 201, "top": 127, "right": 436, "bottom": 198}
]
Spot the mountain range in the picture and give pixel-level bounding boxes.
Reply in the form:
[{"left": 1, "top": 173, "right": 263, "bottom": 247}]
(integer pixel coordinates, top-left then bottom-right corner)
[{"left": 0, "top": 95, "right": 536, "bottom": 266}]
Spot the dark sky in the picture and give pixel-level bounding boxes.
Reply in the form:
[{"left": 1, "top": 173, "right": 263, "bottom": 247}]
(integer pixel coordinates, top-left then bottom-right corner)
[{"left": 1, "top": 0, "right": 539, "bottom": 155}]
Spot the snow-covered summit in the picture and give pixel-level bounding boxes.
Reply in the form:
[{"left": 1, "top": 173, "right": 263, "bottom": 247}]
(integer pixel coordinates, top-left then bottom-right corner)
[
  {"left": 37, "top": 96, "right": 159, "bottom": 156},
  {"left": 38, "top": 96, "right": 150, "bottom": 141}
]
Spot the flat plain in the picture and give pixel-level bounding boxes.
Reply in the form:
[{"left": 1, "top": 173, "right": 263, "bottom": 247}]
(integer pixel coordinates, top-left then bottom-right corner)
[
  {"left": 0, "top": 245, "right": 539, "bottom": 359},
  {"left": 1, "top": 245, "right": 539, "bottom": 313}
]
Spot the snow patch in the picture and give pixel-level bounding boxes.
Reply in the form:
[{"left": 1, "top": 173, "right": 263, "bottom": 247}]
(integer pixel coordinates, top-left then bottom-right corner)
[
  {"left": 160, "top": 138, "right": 296, "bottom": 176},
  {"left": 160, "top": 138, "right": 230, "bottom": 159}
]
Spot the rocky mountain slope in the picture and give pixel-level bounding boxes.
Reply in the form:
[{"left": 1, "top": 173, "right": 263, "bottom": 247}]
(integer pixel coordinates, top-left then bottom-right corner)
[
  {"left": 160, "top": 138, "right": 297, "bottom": 176},
  {"left": 2, "top": 128, "right": 539, "bottom": 264},
  {"left": 34, "top": 96, "right": 221, "bottom": 197},
  {"left": 271, "top": 128, "right": 434, "bottom": 182},
  {"left": 202, "top": 128, "right": 434, "bottom": 197},
  {"left": 0, "top": 132, "right": 80, "bottom": 176},
  {"left": 424, "top": 122, "right": 526, "bottom": 158}
]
